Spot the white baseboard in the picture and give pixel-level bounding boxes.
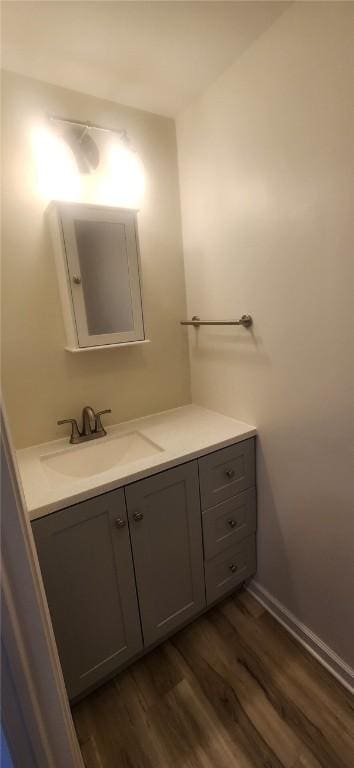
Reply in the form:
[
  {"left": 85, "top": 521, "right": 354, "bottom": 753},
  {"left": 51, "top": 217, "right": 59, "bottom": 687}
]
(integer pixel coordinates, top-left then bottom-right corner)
[{"left": 246, "top": 581, "right": 354, "bottom": 695}]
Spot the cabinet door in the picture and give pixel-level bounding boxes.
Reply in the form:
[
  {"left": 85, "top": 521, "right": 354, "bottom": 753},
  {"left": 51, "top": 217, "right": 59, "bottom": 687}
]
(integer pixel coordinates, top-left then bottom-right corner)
[
  {"left": 126, "top": 462, "right": 206, "bottom": 646},
  {"left": 59, "top": 203, "right": 145, "bottom": 347},
  {"left": 32, "top": 490, "right": 142, "bottom": 699}
]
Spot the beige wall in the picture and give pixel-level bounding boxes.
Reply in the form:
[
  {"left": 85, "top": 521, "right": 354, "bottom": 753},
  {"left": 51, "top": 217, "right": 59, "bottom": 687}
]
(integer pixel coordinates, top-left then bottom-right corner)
[
  {"left": 1, "top": 70, "right": 191, "bottom": 448},
  {"left": 177, "top": 3, "right": 354, "bottom": 666}
]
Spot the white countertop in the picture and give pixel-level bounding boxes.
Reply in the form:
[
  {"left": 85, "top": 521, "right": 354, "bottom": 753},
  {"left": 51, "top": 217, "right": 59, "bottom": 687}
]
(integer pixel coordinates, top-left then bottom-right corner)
[{"left": 16, "top": 404, "right": 256, "bottom": 520}]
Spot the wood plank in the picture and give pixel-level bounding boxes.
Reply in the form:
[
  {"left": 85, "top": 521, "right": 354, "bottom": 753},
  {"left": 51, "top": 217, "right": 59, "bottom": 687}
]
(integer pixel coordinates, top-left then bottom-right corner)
[
  {"left": 129, "top": 642, "right": 183, "bottom": 710},
  {"left": 74, "top": 676, "right": 160, "bottom": 768},
  {"left": 293, "top": 753, "right": 325, "bottom": 768},
  {"left": 236, "top": 589, "right": 265, "bottom": 619},
  {"left": 143, "top": 678, "right": 238, "bottom": 768},
  {"left": 80, "top": 737, "right": 103, "bottom": 768}
]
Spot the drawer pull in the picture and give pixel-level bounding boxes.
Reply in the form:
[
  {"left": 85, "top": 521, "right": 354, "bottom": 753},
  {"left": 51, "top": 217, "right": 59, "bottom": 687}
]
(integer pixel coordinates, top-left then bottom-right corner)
[
  {"left": 228, "top": 519, "right": 237, "bottom": 528},
  {"left": 229, "top": 564, "right": 238, "bottom": 573},
  {"left": 115, "top": 518, "right": 126, "bottom": 529},
  {"left": 225, "top": 469, "right": 235, "bottom": 480},
  {"left": 133, "top": 511, "right": 144, "bottom": 522}
]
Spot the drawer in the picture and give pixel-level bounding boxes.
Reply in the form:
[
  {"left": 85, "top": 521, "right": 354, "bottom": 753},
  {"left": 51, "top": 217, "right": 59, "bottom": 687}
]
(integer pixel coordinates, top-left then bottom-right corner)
[
  {"left": 205, "top": 535, "right": 256, "bottom": 605},
  {"left": 199, "top": 439, "right": 255, "bottom": 509},
  {"left": 202, "top": 488, "right": 256, "bottom": 560}
]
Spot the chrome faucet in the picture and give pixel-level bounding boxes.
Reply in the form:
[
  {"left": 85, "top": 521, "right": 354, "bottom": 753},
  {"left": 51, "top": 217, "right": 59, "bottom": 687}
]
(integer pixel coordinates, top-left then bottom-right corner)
[{"left": 58, "top": 406, "right": 111, "bottom": 444}]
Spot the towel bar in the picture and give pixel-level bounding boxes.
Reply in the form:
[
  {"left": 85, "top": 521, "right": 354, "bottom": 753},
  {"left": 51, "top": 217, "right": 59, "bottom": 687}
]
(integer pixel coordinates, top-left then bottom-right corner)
[{"left": 181, "top": 314, "right": 252, "bottom": 328}]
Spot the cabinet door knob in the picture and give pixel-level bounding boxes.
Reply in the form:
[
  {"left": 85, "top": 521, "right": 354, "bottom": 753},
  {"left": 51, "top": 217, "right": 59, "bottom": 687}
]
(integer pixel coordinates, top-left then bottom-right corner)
[
  {"left": 133, "top": 511, "right": 144, "bottom": 522},
  {"left": 115, "top": 518, "right": 126, "bottom": 529},
  {"left": 228, "top": 519, "right": 237, "bottom": 528},
  {"left": 229, "top": 564, "right": 238, "bottom": 573},
  {"left": 225, "top": 469, "right": 235, "bottom": 480},
  {"left": 72, "top": 274, "right": 81, "bottom": 285}
]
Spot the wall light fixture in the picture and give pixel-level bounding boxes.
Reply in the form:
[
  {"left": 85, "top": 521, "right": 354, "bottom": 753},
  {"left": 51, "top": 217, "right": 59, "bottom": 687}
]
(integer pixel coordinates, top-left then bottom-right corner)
[
  {"left": 32, "top": 115, "right": 145, "bottom": 207},
  {"left": 49, "top": 115, "right": 130, "bottom": 175}
]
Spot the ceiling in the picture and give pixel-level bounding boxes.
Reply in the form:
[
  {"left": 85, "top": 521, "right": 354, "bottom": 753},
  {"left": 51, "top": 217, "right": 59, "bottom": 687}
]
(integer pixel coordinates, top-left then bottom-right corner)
[{"left": 1, "top": 1, "right": 288, "bottom": 117}]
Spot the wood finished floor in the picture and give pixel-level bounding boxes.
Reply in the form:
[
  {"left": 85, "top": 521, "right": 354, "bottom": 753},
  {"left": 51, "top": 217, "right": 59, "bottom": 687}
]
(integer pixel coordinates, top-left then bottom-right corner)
[{"left": 72, "top": 590, "right": 354, "bottom": 768}]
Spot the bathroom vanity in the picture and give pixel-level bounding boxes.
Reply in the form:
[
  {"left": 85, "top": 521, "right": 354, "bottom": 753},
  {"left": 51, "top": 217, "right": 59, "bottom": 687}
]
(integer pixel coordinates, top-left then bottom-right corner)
[{"left": 17, "top": 406, "right": 257, "bottom": 700}]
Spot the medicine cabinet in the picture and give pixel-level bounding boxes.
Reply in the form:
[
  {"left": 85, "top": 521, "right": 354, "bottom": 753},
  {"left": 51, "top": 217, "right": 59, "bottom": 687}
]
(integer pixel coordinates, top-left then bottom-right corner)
[{"left": 48, "top": 202, "right": 147, "bottom": 351}]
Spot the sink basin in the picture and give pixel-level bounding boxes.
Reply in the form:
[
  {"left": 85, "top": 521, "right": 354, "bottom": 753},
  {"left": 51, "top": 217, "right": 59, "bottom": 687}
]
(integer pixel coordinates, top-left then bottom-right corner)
[{"left": 41, "top": 431, "right": 163, "bottom": 479}]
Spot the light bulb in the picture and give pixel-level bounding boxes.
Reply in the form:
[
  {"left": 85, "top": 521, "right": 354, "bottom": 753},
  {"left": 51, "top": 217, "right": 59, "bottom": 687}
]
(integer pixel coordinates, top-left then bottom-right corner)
[{"left": 31, "top": 125, "right": 81, "bottom": 202}]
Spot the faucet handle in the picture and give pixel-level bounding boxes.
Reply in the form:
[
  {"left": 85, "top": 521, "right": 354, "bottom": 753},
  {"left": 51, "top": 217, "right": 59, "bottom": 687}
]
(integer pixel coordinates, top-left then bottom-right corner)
[
  {"left": 57, "top": 418, "right": 81, "bottom": 444},
  {"left": 94, "top": 409, "right": 111, "bottom": 434}
]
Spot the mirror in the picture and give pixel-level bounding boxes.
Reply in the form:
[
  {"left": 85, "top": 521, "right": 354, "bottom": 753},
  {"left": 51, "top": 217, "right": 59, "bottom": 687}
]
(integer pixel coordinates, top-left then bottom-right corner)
[{"left": 75, "top": 219, "right": 134, "bottom": 336}]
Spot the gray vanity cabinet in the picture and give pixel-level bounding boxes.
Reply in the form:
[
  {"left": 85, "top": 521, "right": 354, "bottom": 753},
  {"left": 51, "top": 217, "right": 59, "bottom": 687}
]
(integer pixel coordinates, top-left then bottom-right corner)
[
  {"left": 32, "top": 438, "right": 256, "bottom": 700},
  {"left": 125, "top": 462, "right": 206, "bottom": 646},
  {"left": 32, "top": 489, "right": 143, "bottom": 700}
]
